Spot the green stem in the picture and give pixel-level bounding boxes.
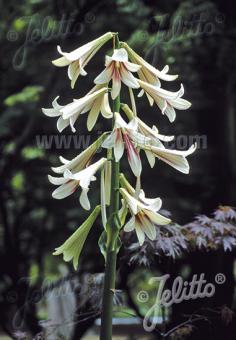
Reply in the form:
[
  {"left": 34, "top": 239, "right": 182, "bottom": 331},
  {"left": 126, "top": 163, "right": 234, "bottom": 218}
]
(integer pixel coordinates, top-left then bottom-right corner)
[{"left": 100, "top": 33, "right": 120, "bottom": 340}]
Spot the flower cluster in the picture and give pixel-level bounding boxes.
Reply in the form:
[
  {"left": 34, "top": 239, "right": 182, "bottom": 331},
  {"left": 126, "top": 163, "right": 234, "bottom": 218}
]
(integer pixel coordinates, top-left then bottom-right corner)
[{"left": 42, "top": 32, "right": 196, "bottom": 269}]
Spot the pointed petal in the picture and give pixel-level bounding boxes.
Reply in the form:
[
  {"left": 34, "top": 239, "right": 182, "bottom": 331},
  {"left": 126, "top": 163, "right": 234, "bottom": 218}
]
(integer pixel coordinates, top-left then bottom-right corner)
[
  {"left": 120, "top": 64, "right": 140, "bottom": 89},
  {"left": 120, "top": 188, "right": 138, "bottom": 215},
  {"left": 80, "top": 189, "right": 91, "bottom": 210},
  {"left": 102, "top": 131, "right": 116, "bottom": 149},
  {"left": 57, "top": 116, "right": 70, "bottom": 132},
  {"left": 52, "top": 180, "right": 77, "bottom": 199},
  {"left": 87, "top": 97, "right": 101, "bottom": 131},
  {"left": 139, "top": 214, "right": 157, "bottom": 240},
  {"left": 124, "top": 134, "right": 142, "bottom": 177},
  {"left": 100, "top": 93, "right": 113, "bottom": 119},
  {"left": 94, "top": 66, "right": 113, "bottom": 84},
  {"left": 145, "top": 150, "right": 156, "bottom": 168},
  {"left": 170, "top": 97, "right": 192, "bottom": 110},
  {"left": 124, "top": 216, "right": 135, "bottom": 232},
  {"left": 111, "top": 70, "right": 121, "bottom": 99},
  {"left": 48, "top": 175, "right": 68, "bottom": 185},
  {"left": 114, "top": 129, "right": 124, "bottom": 162},
  {"left": 163, "top": 104, "right": 176, "bottom": 123},
  {"left": 145, "top": 209, "right": 171, "bottom": 225},
  {"left": 125, "top": 60, "right": 141, "bottom": 72},
  {"left": 135, "top": 222, "right": 145, "bottom": 246}
]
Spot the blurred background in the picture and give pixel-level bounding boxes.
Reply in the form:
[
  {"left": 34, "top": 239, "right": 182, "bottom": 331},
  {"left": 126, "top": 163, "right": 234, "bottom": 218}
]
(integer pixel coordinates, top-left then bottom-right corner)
[{"left": 0, "top": 0, "right": 236, "bottom": 339}]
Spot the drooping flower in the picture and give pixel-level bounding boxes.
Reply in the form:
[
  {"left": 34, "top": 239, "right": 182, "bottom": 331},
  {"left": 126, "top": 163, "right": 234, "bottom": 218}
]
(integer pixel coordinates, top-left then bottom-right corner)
[
  {"left": 42, "top": 85, "right": 112, "bottom": 132},
  {"left": 121, "top": 103, "right": 174, "bottom": 167},
  {"left": 143, "top": 143, "right": 197, "bottom": 173},
  {"left": 138, "top": 79, "right": 191, "bottom": 122},
  {"left": 51, "top": 133, "right": 106, "bottom": 175},
  {"left": 102, "top": 112, "right": 149, "bottom": 177},
  {"left": 53, "top": 205, "right": 101, "bottom": 269},
  {"left": 49, "top": 157, "right": 107, "bottom": 210},
  {"left": 94, "top": 48, "right": 141, "bottom": 99},
  {"left": 120, "top": 187, "right": 171, "bottom": 245},
  {"left": 52, "top": 32, "right": 114, "bottom": 88},
  {"left": 121, "top": 42, "right": 178, "bottom": 87},
  {"left": 120, "top": 173, "right": 162, "bottom": 210}
]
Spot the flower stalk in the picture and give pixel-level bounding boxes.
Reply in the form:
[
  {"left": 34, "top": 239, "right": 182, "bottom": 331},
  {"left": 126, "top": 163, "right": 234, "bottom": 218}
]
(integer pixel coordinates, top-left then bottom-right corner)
[
  {"left": 100, "top": 33, "right": 121, "bottom": 340},
  {"left": 43, "top": 29, "right": 196, "bottom": 340}
]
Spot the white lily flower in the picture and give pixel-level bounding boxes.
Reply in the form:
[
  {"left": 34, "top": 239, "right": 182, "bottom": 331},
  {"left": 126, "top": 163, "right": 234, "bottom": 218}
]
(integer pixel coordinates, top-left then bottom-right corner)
[
  {"left": 120, "top": 188, "right": 171, "bottom": 245},
  {"left": 119, "top": 173, "right": 162, "bottom": 211},
  {"left": 121, "top": 103, "right": 174, "bottom": 167},
  {"left": 144, "top": 143, "right": 197, "bottom": 174},
  {"left": 49, "top": 158, "right": 107, "bottom": 210},
  {"left": 102, "top": 112, "right": 149, "bottom": 177},
  {"left": 121, "top": 42, "right": 178, "bottom": 88},
  {"left": 51, "top": 133, "right": 106, "bottom": 175},
  {"left": 42, "top": 85, "right": 112, "bottom": 132},
  {"left": 138, "top": 79, "right": 191, "bottom": 122},
  {"left": 94, "top": 48, "right": 141, "bottom": 99},
  {"left": 52, "top": 32, "right": 114, "bottom": 88}
]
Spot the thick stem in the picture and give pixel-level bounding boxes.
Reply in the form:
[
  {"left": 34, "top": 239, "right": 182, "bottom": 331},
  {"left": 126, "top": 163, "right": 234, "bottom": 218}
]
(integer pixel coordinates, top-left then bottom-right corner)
[{"left": 100, "top": 34, "right": 120, "bottom": 340}]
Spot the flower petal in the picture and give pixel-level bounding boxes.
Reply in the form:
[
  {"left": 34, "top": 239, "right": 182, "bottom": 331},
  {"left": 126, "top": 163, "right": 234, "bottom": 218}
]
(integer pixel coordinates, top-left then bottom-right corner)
[
  {"left": 102, "top": 131, "right": 116, "bottom": 149},
  {"left": 52, "top": 180, "right": 78, "bottom": 199},
  {"left": 100, "top": 93, "right": 113, "bottom": 119},
  {"left": 111, "top": 48, "right": 129, "bottom": 62},
  {"left": 124, "top": 134, "right": 142, "bottom": 177},
  {"left": 120, "top": 64, "right": 140, "bottom": 89},
  {"left": 114, "top": 129, "right": 125, "bottom": 162},
  {"left": 48, "top": 175, "right": 68, "bottom": 185},
  {"left": 80, "top": 188, "right": 91, "bottom": 210},
  {"left": 57, "top": 116, "right": 70, "bottom": 132},
  {"left": 145, "top": 209, "right": 171, "bottom": 225},
  {"left": 94, "top": 65, "right": 113, "bottom": 84},
  {"left": 111, "top": 69, "right": 121, "bottom": 99},
  {"left": 124, "top": 216, "right": 135, "bottom": 232},
  {"left": 139, "top": 214, "right": 157, "bottom": 241},
  {"left": 87, "top": 97, "right": 101, "bottom": 131},
  {"left": 135, "top": 221, "right": 145, "bottom": 246},
  {"left": 145, "top": 150, "right": 156, "bottom": 168},
  {"left": 120, "top": 188, "right": 138, "bottom": 215}
]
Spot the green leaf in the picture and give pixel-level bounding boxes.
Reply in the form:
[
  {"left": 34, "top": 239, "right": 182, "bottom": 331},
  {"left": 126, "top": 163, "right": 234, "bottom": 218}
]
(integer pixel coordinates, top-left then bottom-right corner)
[
  {"left": 4, "top": 86, "right": 44, "bottom": 107},
  {"left": 22, "top": 146, "right": 44, "bottom": 159},
  {"left": 11, "top": 172, "right": 25, "bottom": 191},
  {"left": 53, "top": 205, "right": 101, "bottom": 270}
]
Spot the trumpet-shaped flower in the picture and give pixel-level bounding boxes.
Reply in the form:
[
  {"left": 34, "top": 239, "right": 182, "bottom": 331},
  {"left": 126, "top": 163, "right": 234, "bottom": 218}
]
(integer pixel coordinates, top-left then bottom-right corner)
[
  {"left": 53, "top": 205, "right": 101, "bottom": 269},
  {"left": 102, "top": 112, "right": 150, "bottom": 177},
  {"left": 143, "top": 143, "right": 197, "bottom": 173},
  {"left": 138, "top": 79, "right": 191, "bottom": 122},
  {"left": 42, "top": 85, "right": 112, "bottom": 132},
  {"left": 51, "top": 133, "right": 106, "bottom": 175},
  {"left": 120, "top": 188, "right": 171, "bottom": 245},
  {"left": 120, "top": 173, "right": 162, "bottom": 210},
  {"left": 52, "top": 32, "right": 114, "bottom": 88},
  {"left": 49, "top": 157, "right": 107, "bottom": 210},
  {"left": 121, "top": 42, "right": 178, "bottom": 88},
  {"left": 121, "top": 104, "right": 175, "bottom": 167},
  {"left": 94, "top": 48, "right": 141, "bottom": 99}
]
